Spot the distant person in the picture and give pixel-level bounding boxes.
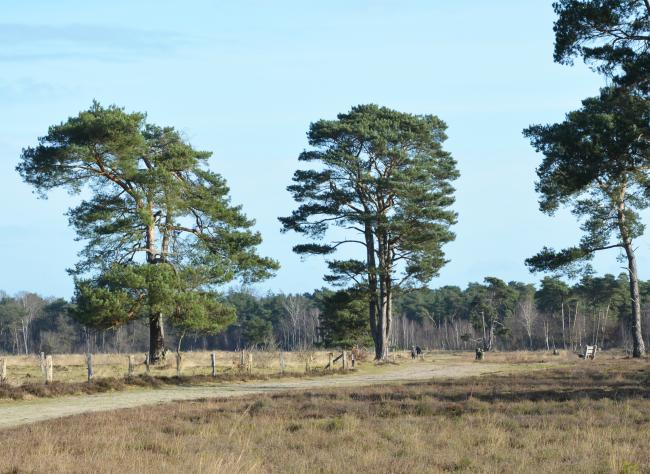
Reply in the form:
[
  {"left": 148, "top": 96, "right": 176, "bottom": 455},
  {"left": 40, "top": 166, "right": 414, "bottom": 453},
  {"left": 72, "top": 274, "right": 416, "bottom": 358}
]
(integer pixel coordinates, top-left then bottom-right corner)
[
  {"left": 475, "top": 347, "right": 483, "bottom": 361},
  {"left": 415, "top": 346, "right": 422, "bottom": 359}
]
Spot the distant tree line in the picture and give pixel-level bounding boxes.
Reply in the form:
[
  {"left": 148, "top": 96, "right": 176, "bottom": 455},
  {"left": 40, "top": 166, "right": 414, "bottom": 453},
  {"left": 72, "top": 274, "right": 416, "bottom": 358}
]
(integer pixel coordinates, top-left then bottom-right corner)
[{"left": 2, "top": 272, "right": 648, "bottom": 355}]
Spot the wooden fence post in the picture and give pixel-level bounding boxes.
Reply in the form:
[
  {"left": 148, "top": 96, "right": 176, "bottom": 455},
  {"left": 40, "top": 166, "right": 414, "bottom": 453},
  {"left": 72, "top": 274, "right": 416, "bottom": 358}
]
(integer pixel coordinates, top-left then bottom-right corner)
[
  {"left": 351, "top": 352, "right": 356, "bottom": 369},
  {"left": 328, "top": 352, "right": 333, "bottom": 371},
  {"left": 176, "top": 352, "right": 182, "bottom": 376},
  {"left": 211, "top": 353, "right": 217, "bottom": 377},
  {"left": 0, "top": 358, "right": 6, "bottom": 383},
  {"left": 86, "top": 353, "right": 94, "bottom": 382},
  {"left": 128, "top": 355, "right": 134, "bottom": 377},
  {"left": 240, "top": 350, "right": 245, "bottom": 370},
  {"left": 279, "top": 351, "right": 285, "bottom": 374},
  {"left": 342, "top": 350, "right": 347, "bottom": 371},
  {"left": 39, "top": 352, "right": 46, "bottom": 377},
  {"left": 145, "top": 353, "right": 150, "bottom": 374},
  {"left": 45, "top": 355, "right": 53, "bottom": 383},
  {"left": 247, "top": 352, "right": 253, "bottom": 374}
]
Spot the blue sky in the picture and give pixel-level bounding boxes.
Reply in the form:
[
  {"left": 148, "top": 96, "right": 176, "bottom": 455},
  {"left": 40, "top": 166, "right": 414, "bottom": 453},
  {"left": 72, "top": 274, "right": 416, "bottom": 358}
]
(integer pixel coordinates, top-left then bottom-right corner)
[{"left": 0, "top": 0, "right": 641, "bottom": 298}]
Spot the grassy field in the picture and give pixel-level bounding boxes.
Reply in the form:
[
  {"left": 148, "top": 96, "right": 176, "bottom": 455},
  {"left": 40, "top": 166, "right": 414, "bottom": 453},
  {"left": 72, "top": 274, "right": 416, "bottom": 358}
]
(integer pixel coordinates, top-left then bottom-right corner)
[
  {"left": 1, "top": 352, "right": 647, "bottom": 473},
  {"left": 0, "top": 348, "right": 575, "bottom": 386},
  {"left": 0, "top": 349, "right": 570, "bottom": 400},
  {"left": 0, "top": 350, "right": 343, "bottom": 386}
]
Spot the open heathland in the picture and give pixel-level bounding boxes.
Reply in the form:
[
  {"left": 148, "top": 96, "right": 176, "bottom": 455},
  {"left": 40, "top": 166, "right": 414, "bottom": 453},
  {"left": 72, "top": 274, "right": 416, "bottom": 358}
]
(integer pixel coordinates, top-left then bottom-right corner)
[{"left": 1, "top": 353, "right": 649, "bottom": 473}]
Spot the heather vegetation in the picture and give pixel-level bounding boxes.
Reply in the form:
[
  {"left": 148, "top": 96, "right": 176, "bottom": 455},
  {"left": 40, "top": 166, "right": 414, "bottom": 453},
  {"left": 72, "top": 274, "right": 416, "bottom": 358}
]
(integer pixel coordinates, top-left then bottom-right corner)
[{"left": 1, "top": 356, "right": 648, "bottom": 473}]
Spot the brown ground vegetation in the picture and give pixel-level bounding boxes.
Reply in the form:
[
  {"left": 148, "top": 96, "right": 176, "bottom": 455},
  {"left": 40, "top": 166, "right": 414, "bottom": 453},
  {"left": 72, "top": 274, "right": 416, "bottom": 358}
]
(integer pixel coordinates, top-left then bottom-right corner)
[
  {"left": 1, "top": 356, "right": 649, "bottom": 473},
  {"left": 0, "top": 350, "right": 353, "bottom": 399}
]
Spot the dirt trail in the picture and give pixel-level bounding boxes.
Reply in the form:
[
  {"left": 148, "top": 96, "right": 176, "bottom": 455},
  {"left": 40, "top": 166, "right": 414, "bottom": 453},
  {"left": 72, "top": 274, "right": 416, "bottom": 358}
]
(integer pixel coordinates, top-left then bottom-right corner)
[{"left": 0, "top": 361, "right": 508, "bottom": 430}]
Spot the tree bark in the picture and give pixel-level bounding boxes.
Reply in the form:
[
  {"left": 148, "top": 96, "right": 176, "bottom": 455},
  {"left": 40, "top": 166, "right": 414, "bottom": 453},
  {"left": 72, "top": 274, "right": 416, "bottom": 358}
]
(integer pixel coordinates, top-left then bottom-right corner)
[
  {"left": 560, "top": 301, "right": 566, "bottom": 350},
  {"left": 623, "top": 241, "right": 645, "bottom": 357},
  {"left": 364, "top": 222, "right": 382, "bottom": 359},
  {"left": 149, "top": 312, "right": 165, "bottom": 363},
  {"left": 145, "top": 220, "right": 167, "bottom": 364},
  {"left": 374, "top": 228, "right": 392, "bottom": 360},
  {"left": 618, "top": 197, "right": 646, "bottom": 357}
]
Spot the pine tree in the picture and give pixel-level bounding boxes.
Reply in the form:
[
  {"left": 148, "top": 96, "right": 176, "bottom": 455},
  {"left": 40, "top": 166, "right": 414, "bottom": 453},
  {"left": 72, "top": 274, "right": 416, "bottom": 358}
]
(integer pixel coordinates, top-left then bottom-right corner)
[
  {"left": 280, "top": 104, "right": 458, "bottom": 359},
  {"left": 18, "top": 102, "right": 278, "bottom": 362}
]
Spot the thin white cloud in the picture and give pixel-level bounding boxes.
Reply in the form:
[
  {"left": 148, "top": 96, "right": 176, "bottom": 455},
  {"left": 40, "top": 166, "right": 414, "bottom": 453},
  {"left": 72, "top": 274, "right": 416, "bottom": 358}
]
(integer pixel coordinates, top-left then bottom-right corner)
[{"left": 0, "top": 23, "right": 197, "bottom": 62}]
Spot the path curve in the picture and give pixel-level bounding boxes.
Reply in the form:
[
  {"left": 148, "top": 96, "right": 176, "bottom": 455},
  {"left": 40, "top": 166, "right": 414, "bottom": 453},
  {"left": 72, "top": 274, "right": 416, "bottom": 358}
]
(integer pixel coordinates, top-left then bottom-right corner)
[{"left": 0, "top": 362, "right": 507, "bottom": 430}]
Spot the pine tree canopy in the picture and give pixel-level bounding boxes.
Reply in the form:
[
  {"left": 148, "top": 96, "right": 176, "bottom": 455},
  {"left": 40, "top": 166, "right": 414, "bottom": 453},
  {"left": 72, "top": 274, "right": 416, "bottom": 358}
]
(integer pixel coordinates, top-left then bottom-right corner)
[{"left": 17, "top": 102, "right": 278, "bottom": 345}]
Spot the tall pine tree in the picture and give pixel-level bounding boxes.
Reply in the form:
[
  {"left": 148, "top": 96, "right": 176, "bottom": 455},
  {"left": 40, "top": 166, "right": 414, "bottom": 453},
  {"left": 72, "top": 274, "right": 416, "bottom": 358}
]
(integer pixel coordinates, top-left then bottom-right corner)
[
  {"left": 280, "top": 104, "right": 458, "bottom": 359},
  {"left": 18, "top": 102, "right": 278, "bottom": 361}
]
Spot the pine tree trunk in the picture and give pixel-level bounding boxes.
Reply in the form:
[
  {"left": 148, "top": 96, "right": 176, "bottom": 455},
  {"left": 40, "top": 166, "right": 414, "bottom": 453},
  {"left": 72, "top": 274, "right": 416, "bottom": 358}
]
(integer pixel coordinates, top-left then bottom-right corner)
[
  {"left": 364, "top": 223, "right": 382, "bottom": 360},
  {"left": 149, "top": 312, "right": 166, "bottom": 363},
  {"left": 561, "top": 301, "right": 566, "bottom": 350},
  {"left": 618, "top": 196, "right": 646, "bottom": 358},
  {"left": 624, "top": 241, "right": 646, "bottom": 357},
  {"left": 146, "top": 220, "right": 167, "bottom": 364}
]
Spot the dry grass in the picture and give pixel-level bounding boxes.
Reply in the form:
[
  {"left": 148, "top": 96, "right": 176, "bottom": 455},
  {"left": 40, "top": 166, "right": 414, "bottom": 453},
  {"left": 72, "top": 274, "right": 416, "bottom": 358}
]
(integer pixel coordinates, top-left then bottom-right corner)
[
  {"left": 1, "top": 355, "right": 649, "bottom": 473},
  {"left": 0, "top": 349, "right": 587, "bottom": 400},
  {"left": 0, "top": 351, "right": 343, "bottom": 385}
]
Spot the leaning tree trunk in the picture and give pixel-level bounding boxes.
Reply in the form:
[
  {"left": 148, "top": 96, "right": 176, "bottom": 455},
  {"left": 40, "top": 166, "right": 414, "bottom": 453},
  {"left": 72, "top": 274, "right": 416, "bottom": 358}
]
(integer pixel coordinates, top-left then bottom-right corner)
[
  {"left": 623, "top": 241, "right": 645, "bottom": 357},
  {"left": 618, "top": 200, "right": 645, "bottom": 358}
]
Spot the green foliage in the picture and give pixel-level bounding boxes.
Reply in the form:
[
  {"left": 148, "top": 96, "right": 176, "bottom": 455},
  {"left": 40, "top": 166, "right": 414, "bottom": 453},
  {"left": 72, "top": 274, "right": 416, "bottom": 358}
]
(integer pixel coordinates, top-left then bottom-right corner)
[
  {"left": 225, "top": 291, "right": 274, "bottom": 347},
  {"left": 523, "top": 87, "right": 650, "bottom": 275},
  {"left": 73, "top": 263, "right": 236, "bottom": 338},
  {"left": 535, "top": 277, "right": 571, "bottom": 316},
  {"left": 467, "top": 277, "right": 518, "bottom": 349},
  {"left": 281, "top": 104, "right": 458, "bottom": 284},
  {"left": 553, "top": 0, "right": 650, "bottom": 83},
  {"left": 280, "top": 104, "right": 458, "bottom": 357},
  {"left": 316, "top": 288, "right": 372, "bottom": 349},
  {"left": 396, "top": 286, "right": 464, "bottom": 325},
  {"left": 17, "top": 102, "right": 278, "bottom": 347}
]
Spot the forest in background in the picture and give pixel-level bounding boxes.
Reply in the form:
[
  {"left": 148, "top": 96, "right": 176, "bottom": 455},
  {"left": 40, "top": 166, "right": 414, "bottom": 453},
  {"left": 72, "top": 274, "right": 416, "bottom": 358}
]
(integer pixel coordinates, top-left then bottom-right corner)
[{"left": 1, "top": 272, "right": 647, "bottom": 355}]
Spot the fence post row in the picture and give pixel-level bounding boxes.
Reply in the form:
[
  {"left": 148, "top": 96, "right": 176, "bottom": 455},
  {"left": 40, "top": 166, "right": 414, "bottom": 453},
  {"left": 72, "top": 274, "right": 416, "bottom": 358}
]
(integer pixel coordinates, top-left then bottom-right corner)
[
  {"left": 211, "top": 352, "right": 217, "bottom": 377},
  {"left": 86, "top": 353, "right": 94, "bottom": 382},
  {"left": 45, "top": 355, "right": 53, "bottom": 383}
]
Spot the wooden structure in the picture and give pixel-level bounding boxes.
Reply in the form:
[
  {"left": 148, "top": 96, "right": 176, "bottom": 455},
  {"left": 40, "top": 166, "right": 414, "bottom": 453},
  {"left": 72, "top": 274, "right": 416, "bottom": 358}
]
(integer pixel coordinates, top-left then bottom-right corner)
[
  {"left": 127, "top": 355, "right": 135, "bottom": 376},
  {"left": 324, "top": 350, "right": 351, "bottom": 370},
  {"left": 176, "top": 352, "right": 183, "bottom": 376},
  {"left": 86, "top": 353, "right": 94, "bottom": 382},
  {"left": 583, "top": 345, "right": 597, "bottom": 360},
  {"left": 45, "top": 355, "right": 53, "bottom": 383},
  {"left": 0, "top": 358, "right": 6, "bottom": 383}
]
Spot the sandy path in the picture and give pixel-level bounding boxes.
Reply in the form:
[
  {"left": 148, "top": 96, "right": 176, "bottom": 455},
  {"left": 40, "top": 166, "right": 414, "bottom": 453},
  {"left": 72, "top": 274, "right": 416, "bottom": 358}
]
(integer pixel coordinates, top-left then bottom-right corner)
[{"left": 0, "top": 362, "right": 507, "bottom": 430}]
